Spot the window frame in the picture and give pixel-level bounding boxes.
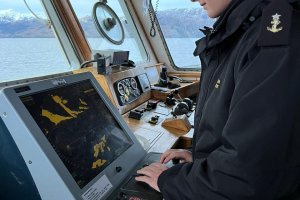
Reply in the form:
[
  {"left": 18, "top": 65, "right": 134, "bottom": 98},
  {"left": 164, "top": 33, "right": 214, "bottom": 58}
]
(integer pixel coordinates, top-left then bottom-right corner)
[
  {"left": 48, "top": 0, "right": 150, "bottom": 67},
  {"left": 42, "top": 0, "right": 91, "bottom": 68},
  {"left": 0, "top": 0, "right": 79, "bottom": 85},
  {"left": 148, "top": 3, "right": 202, "bottom": 71},
  {"left": 68, "top": 0, "right": 150, "bottom": 65},
  {"left": 118, "top": 0, "right": 149, "bottom": 64}
]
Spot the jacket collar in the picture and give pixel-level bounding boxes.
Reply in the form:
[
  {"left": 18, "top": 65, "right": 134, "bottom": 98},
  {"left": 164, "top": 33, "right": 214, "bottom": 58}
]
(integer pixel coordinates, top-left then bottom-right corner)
[
  {"left": 215, "top": 0, "right": 300, "bottom": 34},
  {"left": 194, "top": 0, "right": 267, "bottom": 56},
  {"left": 207, "top": 0, "right": 267, "bottom": 48},
  {"left": 194, "top": 0, "right": 300, "bottom": 56}
]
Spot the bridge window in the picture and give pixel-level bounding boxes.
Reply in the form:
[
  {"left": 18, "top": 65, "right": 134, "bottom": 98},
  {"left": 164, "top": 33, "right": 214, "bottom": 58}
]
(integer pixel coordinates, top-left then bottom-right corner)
[
  {"left": 0, "top": 0, "right": 70, "bottom": 84},
  {"left": 69, "top": 0, "right": 148, "bottom": 64},
  {"left": 151, "top": 0, "right": 215, "bottom": 69}
]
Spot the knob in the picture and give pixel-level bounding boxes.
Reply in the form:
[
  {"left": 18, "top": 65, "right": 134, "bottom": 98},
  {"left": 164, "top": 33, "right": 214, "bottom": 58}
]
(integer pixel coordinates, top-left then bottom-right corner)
[{"left": 116, "top": 166, "right": 122, "bottom": 173}]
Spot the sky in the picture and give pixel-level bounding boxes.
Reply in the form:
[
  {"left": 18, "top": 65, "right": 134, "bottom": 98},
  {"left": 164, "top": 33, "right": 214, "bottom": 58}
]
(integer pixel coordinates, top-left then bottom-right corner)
[
  {"left": 0, "top": 0, "right": 43, "bottom": 13},
  {"left": 0, "top": 0, "right": 200, "bottom": 17}
]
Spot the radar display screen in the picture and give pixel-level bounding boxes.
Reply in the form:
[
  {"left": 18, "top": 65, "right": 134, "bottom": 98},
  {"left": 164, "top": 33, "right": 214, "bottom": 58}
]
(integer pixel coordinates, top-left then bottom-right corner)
[{"left": 20, "top": 80, "right": 133, "bottom": 188}]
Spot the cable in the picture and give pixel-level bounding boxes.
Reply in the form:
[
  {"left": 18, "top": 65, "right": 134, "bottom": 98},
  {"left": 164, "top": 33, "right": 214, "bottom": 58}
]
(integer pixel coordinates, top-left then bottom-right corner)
[
  {"left": 148, "top": 0, "right": 160, "bottom": 37},
  {"left": 23, "top": 0, "right": 51, "bottom": 28},
  {"left": 80, "top": 60, "right": 96, "bottom": 68}
]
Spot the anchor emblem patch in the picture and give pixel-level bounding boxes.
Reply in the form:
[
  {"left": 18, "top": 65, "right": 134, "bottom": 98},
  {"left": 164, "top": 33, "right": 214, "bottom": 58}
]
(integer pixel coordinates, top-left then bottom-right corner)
[{"left": 267, "top": 13, "right": 283, "bottom": 33}]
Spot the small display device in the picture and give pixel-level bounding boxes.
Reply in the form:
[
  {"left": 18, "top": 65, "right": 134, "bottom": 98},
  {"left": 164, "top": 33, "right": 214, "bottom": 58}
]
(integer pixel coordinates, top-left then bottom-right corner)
[
  {"left": 94, "top": 50, "right": 129, "bottom": 66},
  {"left": 112, "top": 51, "right": 129, "bottom": 65}
]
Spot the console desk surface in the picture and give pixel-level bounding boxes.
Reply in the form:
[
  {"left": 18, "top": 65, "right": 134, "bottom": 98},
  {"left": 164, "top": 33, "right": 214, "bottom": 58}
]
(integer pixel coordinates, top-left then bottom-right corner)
[{"left": 123, "top": 101, "right": 194, "bottom": 154}]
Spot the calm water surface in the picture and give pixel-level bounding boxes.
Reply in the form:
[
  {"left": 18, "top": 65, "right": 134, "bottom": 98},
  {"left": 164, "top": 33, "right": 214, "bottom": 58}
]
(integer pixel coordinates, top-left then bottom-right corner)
[{"left": 0, "top": 38, "right": 200, "bottom": 83}]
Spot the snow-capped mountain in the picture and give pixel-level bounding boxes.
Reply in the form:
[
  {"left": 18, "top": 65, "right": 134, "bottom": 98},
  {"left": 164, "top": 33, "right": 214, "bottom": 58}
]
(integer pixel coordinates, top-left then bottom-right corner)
[
  {"left": 0, "top": 8, "right": 214, "bottom": 38},
  {"left": 0, "top": 9, "right": 52, "bottom": 38},
  {"left": 155, "top": 8, "right": 214, "bottom": 38},
  {"left": 0, "top": 9, "right": 35, "bottom": 22}
]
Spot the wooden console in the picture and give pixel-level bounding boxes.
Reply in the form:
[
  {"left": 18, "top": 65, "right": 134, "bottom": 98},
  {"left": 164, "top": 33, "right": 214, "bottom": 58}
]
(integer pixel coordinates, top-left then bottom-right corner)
[{"left": 73, "top": 64, "right": 199, "bottom": 153}]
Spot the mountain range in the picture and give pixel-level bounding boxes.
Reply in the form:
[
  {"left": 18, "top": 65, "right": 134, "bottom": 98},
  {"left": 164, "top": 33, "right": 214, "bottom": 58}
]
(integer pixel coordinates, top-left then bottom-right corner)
[{"left": 0, "top": 8, "right": 214, "bottom": 38}]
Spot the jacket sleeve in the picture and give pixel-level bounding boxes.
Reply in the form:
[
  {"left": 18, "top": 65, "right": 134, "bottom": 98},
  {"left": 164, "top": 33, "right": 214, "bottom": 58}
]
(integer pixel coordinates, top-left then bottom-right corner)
[{"left": 157, "top": 38, "right": 300, "bottom": 200}]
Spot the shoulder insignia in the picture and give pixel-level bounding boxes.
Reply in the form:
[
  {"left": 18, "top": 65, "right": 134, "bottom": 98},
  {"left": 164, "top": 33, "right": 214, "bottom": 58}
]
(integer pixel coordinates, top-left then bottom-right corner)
[
  {"left": 267, "top": 13, "right": 283, "bottom": 33},
  {"left": 258, "top": 0, "right": 292, "bottom": 46},
  {"left": 215, "top": 79, "right": 221, "bottom": 89}
]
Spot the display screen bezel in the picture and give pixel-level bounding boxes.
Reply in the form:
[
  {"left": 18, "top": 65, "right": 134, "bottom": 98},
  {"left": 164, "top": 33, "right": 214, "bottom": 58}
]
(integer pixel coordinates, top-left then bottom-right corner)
[{"left": 2, "top": 72, "right": 145, "bottom": 198}]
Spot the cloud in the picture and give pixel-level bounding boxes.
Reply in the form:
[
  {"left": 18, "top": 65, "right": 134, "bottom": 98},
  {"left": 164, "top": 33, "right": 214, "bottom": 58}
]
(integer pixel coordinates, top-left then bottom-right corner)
[
  {"left": 0, "top": 0, "right": 44, "bottom": 13},
  {"left": 0, "top": 0, "right": 200, "bottom": 17},
  {"left": 156, "top": 0, "right": 200, "bottom": 10}
]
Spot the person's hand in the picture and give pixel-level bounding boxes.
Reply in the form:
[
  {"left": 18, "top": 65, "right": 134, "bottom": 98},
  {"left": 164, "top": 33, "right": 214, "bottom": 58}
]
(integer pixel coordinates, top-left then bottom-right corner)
[
  {"left": 160, "top": 149, "right": 192, "bottom": 164},
  {"left": 135, "top": 163, "right": 168, "bottom": 192}
]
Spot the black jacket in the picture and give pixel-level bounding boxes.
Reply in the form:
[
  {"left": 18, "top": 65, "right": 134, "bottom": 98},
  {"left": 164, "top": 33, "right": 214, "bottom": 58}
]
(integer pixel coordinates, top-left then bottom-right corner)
[{"left": 158, "top": 0, "right": 300, "bottom": 199}]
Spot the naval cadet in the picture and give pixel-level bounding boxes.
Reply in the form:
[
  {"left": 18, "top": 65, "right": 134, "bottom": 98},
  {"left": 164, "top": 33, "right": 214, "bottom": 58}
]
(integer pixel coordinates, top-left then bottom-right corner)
[{"left": 136, "top": 0, "right": 300, "bottom": 199}]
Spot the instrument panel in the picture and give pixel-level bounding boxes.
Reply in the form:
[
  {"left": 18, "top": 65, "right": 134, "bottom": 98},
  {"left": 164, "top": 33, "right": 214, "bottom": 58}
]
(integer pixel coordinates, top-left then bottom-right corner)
[{"left": 114, "top": 73, "right": 150, "bottom": 106}]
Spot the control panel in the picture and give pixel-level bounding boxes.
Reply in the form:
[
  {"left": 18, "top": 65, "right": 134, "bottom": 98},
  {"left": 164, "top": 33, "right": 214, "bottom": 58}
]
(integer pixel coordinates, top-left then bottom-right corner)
[{"left": 114, "top": 73, "right": 150, "bottom": 106}]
